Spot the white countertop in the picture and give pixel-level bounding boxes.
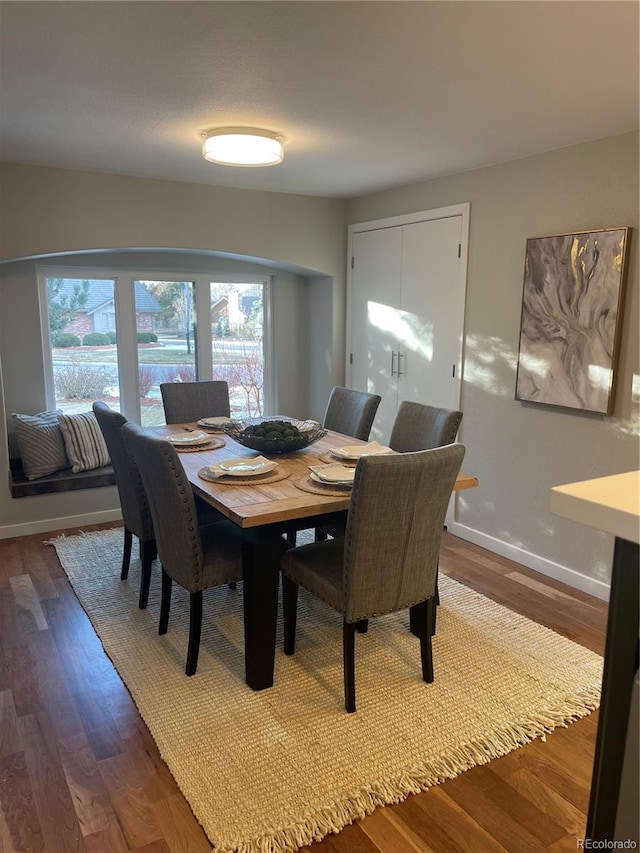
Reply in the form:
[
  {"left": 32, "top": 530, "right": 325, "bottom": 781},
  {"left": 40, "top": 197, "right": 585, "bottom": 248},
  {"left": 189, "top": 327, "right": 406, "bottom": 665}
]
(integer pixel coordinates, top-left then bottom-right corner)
[{"left": 550, "top": 470, "right": 640, "bottom": 544}]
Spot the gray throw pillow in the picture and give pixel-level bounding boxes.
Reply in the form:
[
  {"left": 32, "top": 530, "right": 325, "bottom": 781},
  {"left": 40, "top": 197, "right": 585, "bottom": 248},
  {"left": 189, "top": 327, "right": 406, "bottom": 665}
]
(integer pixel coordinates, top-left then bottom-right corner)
[
  {"left": 58, "top": 411, "right": 111, "bottom": 473},
  {"left": 12, "top": 410, "right": 70, "bottom": 480}
]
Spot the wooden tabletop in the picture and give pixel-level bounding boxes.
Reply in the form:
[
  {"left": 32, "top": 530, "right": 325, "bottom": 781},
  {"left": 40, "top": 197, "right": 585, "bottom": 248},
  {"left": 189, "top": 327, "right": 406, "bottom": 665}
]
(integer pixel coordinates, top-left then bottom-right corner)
[{"left": 153, "top": 424, "right": 478, "bottom": 529}]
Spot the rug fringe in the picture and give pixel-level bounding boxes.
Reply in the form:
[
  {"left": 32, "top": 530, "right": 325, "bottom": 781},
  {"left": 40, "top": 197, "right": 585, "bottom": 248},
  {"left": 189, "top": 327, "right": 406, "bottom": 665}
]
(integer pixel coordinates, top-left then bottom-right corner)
[
  {"left": 213, "top": 687, "right": 600, "bottom": 853},
  {"left": 45, "top": 528, "right": 102, "bottom": 546}
]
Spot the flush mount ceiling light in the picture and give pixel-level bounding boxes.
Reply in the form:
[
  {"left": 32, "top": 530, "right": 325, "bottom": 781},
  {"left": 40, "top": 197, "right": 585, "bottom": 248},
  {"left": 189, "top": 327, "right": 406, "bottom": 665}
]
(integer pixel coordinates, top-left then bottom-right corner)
[{"left": 201, "top": 127, "right": 284, "bottom": 167}]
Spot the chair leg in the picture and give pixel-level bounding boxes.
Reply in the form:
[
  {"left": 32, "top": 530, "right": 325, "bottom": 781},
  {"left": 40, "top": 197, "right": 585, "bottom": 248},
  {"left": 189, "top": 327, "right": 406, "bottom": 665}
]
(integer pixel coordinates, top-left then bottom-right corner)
[
  {"left": 185, "top": 590, "right": 203, "bottom": 676},
  {"left": 121, "top": 527, "right": 133, "bottom": 580},
  {"left": 356, "top": 619, "right": 368, "bottom": 633},
  {"left": 159, "top": 568, "right": 172, "bottom": 635},
  {"left": 409, "top": 564, "right": 440, "bottom": 636},
  {"left": 282, "top": 575, "right": 299, "bottom": 655},
  {"left": 138, "top": 540, "right": 155, "bottom": 609},
  {"left": 409, "top": 603, "right": 420, "bottom": 637},
  {"left": 412, "top": 599, "right": 434, "bottom": 684},
  {"left": 428, "top": 596, "right": 438, "bottom": 638},
  {"left": 343, "top": 620, "right": 357, "bottom": 713},
  {"left": 314, "top": 528, "right": 328, "bottom": 542},
  {"left": 431, "top": 567, "right": 440, "bottom": 636},
  {"left": 286, "top": 528, "right": 297, "bottom": 547},
  {"left": 228, "top": 582, "right": 237, "bottom": 590}
]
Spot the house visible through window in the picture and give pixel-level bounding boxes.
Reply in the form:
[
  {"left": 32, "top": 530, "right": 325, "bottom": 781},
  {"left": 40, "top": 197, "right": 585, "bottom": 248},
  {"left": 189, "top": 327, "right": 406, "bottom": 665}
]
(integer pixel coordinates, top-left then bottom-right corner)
[
  {"left": 210, "top": 281, "right": 265, "bottom": 419},
  {"left": 43, "top": 276, "right": 123, "bottom": 415},
  {"left": 39, "top": 270, "right": 271, "bottom": 425}
]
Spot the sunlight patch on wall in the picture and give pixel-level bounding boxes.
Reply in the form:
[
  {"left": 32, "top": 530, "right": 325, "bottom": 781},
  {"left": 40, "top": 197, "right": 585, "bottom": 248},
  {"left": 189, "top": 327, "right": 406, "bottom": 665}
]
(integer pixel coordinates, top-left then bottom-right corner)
[{"left": 464, "top": 333, "right": 517, "bottom": 397}]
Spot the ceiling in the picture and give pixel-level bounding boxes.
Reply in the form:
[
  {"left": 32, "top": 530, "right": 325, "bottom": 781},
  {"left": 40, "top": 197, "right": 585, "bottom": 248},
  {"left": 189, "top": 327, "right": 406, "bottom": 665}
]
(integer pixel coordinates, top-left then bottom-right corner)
[{"left": 0, "top": 1, "right": 638, "bottom": 199}]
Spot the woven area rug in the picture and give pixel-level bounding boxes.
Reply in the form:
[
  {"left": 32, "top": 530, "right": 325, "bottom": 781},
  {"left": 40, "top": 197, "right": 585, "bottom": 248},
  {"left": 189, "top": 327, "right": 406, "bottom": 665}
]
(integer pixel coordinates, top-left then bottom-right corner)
[{"left": 49, "top": 527, "right": 602, "bottom": 853}]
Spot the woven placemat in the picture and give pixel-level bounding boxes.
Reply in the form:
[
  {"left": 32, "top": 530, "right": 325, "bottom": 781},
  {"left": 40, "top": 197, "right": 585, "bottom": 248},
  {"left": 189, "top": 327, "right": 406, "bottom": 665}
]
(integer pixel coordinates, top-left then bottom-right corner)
[
  {"left": 171, "top": 437, "right": 226, "bottom": 453},
  {"left": 292, "top": 475, "right": 352, "bottom": 496},
  {"left": 198, "top": 466, "right": 291, "bottom": 485}
]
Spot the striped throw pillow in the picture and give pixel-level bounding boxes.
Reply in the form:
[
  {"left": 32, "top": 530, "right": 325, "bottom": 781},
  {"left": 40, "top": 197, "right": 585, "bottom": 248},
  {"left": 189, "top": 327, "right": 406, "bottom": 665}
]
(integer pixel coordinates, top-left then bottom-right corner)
[
  {"left": 58, "top": 411, "right": 111, "bottom": 473},
  {"left": 12, "top": 410, "right": 70, "bottom": 480}
]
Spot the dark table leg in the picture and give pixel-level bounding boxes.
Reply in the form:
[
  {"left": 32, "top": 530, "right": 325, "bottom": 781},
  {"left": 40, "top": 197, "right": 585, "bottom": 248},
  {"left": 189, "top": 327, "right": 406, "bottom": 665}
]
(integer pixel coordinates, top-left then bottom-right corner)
[
  {"left": 586, "top": 537, "right": 639, "bottom": 840},
  {"left": 242, "top": 532, "right": 282, "bottom": 691},
  {"left": 240, "top": 511, "right": 347, "bottom": 691}
]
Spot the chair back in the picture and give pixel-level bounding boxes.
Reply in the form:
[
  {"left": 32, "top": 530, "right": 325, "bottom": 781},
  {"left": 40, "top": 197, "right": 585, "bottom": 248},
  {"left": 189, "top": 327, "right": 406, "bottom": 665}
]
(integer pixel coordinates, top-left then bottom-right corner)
[
  {"left": 322, "top": 386, "right": 381, "bottom": 441},
  {"left": 121, "top": 423, "right": 205, "bottom": 591},
  {"left": 92, "top": 402, "right": 153, "bottom": 541},
  {"left": 160, "top": 380, "right": 231, "bottom": 424},
  {"left": 389, "top": 401, "right": 462, "bottom": 452},
  {"left": 343, "top": 443, "right": 465, "bottom": 622}
]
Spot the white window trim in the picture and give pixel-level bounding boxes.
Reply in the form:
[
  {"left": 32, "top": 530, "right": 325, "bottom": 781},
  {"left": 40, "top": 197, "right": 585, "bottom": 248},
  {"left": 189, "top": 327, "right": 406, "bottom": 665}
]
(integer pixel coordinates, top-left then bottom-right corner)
[
  {"left": 207, "top": 273, "right": 275, "bottom": 415},
  {"left": 37, "top": 266, "right": 274, "bottom": 421},
  {"left": 37, "top": 268, "right": 119, "bottom": 412}
]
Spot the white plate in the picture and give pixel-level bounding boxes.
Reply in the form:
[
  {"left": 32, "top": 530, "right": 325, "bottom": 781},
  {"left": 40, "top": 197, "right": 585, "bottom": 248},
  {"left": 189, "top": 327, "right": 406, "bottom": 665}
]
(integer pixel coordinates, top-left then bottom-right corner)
[
  {"left": 217, "top": 457, "right": 276, "bottom": 476},
  {"left": 198, "top": 417, "right": 233, "bottom": 427},
  {"left": 332, "top": 441, "right": 393, "bottom": 460},
  {"left": 167, "top": 431, "right": 210, "bottom": 446},
  {"left": 310, "top": 464, "right": 356, "bottom": 484},
  {"left": 310, "top": 470, "right": 353, "bottom": 486}
]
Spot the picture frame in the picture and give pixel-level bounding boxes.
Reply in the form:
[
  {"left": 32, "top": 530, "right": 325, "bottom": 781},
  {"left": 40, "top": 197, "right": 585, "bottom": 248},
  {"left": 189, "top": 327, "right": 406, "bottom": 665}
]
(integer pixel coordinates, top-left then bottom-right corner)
[{"left": 515, "top": 227, "right": 630, "bottom": 415}]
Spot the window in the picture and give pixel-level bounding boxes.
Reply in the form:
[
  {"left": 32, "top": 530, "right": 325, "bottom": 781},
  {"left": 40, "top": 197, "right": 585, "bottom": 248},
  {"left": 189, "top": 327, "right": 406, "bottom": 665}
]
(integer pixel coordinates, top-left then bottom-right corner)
[
  {"left": 210, "top": 281, "right": 265, "bottom": 418},
  {"left": 42, "top": 275, "right": 122, "bottom": 415},
  {"left": 39, "top": 268, "right": 272, "bottom": 425},
  {"left": 100, "top": 311, "right": 116, "bottom": 332},
  {"left": 135, "top": 280, "right": 197, "bottom": 426}
]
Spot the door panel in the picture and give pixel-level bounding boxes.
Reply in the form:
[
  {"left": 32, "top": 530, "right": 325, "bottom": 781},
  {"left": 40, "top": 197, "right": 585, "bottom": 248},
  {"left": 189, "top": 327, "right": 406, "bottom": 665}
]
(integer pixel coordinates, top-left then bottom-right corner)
[
  {"left": 349, "top": 211, "right": 467, "bottom": 445},
  {"left": 399, "top": 216, "right": 463, "bottom": 411},
  {"left": 350, "top": 227, "right": 402, "bottom": 441}
]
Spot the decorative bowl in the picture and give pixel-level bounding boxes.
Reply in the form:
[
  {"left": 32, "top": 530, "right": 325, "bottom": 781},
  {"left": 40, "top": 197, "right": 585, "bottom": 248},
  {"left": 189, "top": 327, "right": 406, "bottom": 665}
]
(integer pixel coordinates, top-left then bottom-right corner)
[{"left": 226, "top": 418, "right": 327, "bottom": 454}]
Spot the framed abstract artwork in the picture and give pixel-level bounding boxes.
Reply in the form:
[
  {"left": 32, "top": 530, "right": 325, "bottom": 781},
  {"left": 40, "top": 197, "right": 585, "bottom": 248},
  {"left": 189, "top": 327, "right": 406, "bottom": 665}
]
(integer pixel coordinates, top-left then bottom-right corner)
[{"left": 515, "top": 227, "right": 630, "bottom": 414}]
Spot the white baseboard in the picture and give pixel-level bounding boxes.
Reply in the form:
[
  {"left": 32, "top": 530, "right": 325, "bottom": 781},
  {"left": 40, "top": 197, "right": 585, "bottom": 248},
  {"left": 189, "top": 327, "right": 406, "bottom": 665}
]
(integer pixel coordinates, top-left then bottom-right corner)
[
  {"left": 447, "top": 521, "right": 611, "bottom": 602},
  {"left": 0, "top": 509, "right": 123, "bottom": 541}
]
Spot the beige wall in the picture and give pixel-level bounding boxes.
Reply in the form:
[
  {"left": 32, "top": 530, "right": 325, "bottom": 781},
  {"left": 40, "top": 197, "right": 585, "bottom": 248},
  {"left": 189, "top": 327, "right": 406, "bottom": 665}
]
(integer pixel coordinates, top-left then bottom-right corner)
[
  {"left": 0, "top": 162, "right": 348, "bottom": 409},
  {"left": 0, "top": 165, "right": 347, "bottom": 535},
  {"left": 349, "top": 132, "right": 639, "bottom": 593}
]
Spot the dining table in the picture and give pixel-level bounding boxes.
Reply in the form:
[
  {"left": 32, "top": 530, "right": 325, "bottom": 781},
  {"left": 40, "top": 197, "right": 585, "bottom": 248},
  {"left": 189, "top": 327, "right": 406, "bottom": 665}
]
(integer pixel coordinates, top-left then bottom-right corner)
[{"left": 152, "top": 421, "right": 479, "bottom": 691}]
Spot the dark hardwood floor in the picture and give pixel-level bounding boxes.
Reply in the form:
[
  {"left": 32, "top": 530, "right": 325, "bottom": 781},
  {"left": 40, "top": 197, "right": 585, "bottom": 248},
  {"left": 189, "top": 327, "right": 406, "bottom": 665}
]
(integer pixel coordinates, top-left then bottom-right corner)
[{"left": 0, "top": 524, "right": 607, "bottom": 852}]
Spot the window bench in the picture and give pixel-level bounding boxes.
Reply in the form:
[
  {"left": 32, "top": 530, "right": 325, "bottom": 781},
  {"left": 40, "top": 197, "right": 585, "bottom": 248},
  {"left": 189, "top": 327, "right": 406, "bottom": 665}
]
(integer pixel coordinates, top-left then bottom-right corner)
[{"left": 9, "top": 457, "right": 116, "bottom": 498}]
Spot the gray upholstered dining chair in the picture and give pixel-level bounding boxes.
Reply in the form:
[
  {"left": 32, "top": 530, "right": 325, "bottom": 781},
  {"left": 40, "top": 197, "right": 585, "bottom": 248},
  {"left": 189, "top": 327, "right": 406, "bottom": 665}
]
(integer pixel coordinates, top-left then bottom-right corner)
[
  {"left": 93, "top": 401, "right": 157, "bottom": 609},
  {"left": 389, "top": 401, "right": 462, "bottom": 452},
  {"left": 121, "top": 422, "right": 243, "bottom": 676},
  {"left": 93, "top": 401, "right": 224, "bottom": 611},
  {"left": 317, "top": 400, "right": 462, "bottom": 544},
  {"left": 281, "top": 443, "right": 465, "bottom": 712},
  {"left": 160, "top": 380, "right": 231, "bottom": 424},
  {"left": 308, "top": 386, "right": 382, "bottom": 545},
  {"left": 322, "top": 386, "right": 381, "bottom": 441},
  {"left": 389, "top": 401, "right": 463, "bottom": 633}
]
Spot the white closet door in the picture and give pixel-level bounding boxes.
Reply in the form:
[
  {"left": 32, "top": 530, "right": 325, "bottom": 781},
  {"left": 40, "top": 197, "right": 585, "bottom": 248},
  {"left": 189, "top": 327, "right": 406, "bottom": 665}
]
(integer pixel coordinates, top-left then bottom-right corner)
[
  {"left": 399, "top": 216, "right": 464, "bottom": 411},
  {"left": 350, "top": 227, "right": 402, "bottom": 440}
]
